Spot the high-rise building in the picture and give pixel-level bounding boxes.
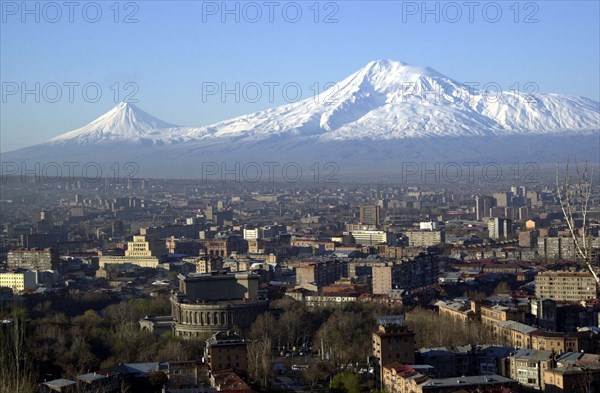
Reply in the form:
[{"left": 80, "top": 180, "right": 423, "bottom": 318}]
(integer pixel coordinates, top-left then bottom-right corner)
[
  {"left": 372, "top": 265, "right": 393, "bottom": 295},
  {"left": 537, "top": 237, "right": 577, "bottom": 260},
  {"left": 360, "top": 205, "right": 381, "bottom": 226},
  {"left": 511, "top": 186, "right": 527, "bottom": 198},
  {"left": 493, "top": 192, "right": 512, "bottom": 208},
  {"left": 518, "top": 230, "right": 538, "bottom": 248},
  {"left": 475, "top": 195, "right": 495, "bottom": 221},
  {"left": 296, "top": 259, "right": 347, "bottom": 288},
  {"left": 488, "top": 218, "right": 513, "bottom": 239}
]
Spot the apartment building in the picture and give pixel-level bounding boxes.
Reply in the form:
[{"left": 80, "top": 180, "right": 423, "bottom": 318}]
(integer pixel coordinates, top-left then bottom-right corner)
[
  {"left": 493, "top": 321, "right": 537, "bottom": 348},
  {"left": 535, "top": 271, "right": 597, "bottom": 302},
  {"left": 382, "top": 363, "right": 516, "bottom": 393},
  {"left": 372, "top": 254, "right": 440, "bottom": 294},
  {"left": 360, "top": 205, "right": 381, "bottom": 226},
  {"left": 435, "top": 299, "right": 478, "bottom": 323},
  {"left": 530, "top": 331, "right": 598, "bottom": 353},
  {"left": 508, "top": 349, "right": 554, "bottom": 390},
  {"left": 544, "top": 364, "right": 600, "bottom": 393},
  {"left": 475, "top": 195, "right": 496, "bottom": 220},
  {"left": 295, "top": 259, "right": 347, "bottom": 288},
  {"left": 405, "top": 229, "right": 445, "bottom": 247},
  {"left": 7, "top": 248, "right": 58, "bottom": 270},
  {"left": 537, "top": 237, "right": 577, "bottom": 260},
  {"left": 480, "top": 303, "right": 526, "bottom": 327},
  {"left": 351, "top": 230, "right": 389, "bottom": 246},
  {"left": 488, "top": 217, "right": 513, "bottom": 239}
]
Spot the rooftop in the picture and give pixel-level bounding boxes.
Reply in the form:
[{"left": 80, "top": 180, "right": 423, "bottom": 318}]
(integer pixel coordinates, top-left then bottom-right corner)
[
  {"left": 496, "top": 320, "right": 537, "bottom": 335},
  {"left": 44, "top": 378, "right": 76, "bottom": 388},
  {"left": 421, "top": 374, "right": 515, "bottom": 387}
]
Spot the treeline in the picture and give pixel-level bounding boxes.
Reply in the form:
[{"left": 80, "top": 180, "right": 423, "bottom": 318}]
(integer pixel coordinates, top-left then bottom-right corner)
[
  {"left": 1, "top": 293, "right": 498, "bottom": 393},
  {"left": 246, "top": 301, "right": 496, "bottom": 391},
  {"left": 0, "top": 295, "right": 203, "bottom": 392},
  {"left": 246, "top": 300, "right": 404, "bottom": 390},
  {"left": 406, "top": 307, "right": 495, "bottom": 348}
]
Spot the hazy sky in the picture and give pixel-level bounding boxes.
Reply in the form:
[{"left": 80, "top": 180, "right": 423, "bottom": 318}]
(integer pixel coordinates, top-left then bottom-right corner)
[{"left": 1, "top": 0, "right": 599, "bottom": 152}]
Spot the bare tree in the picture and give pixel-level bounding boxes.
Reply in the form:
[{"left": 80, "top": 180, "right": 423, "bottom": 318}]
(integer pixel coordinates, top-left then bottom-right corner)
[
  {"left": 302, "top": 362, "right": 328, "bottom": 392},
  {"left": 247, "top": 338, "right": 272, "bottom": 390},
  {"left": 0, "top": 308, "right": 36, "bottom": 393},
  {"left": 556, "top": 161, "right": 598, "bottom": 283},
  {"left": 575, "top": 366, "right": 595, "bottom": 393}
]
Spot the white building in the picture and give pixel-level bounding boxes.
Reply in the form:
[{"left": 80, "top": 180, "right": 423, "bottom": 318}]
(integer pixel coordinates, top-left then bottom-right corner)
[
  {"left": 405, "top": 230, "right": 445, "bottom": 247},
  {"left": 419, "top": 221, "right": 441, "bottom": 231},
  {"left": 243, "top": 228, "right": 259, "bottom": 240},
  {"left": 351, "top": 230, "right": 389, "bottom": 246}
]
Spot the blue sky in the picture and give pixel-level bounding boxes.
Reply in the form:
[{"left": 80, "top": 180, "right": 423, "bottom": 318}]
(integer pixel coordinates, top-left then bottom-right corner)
[{"left": 1, "top": 0, "right": 599, "bottom": 152}]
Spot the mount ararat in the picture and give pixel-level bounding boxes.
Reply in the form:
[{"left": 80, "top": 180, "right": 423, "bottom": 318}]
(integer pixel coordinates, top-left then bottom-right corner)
[{"left": 3, "top": 60, "right": 599, "bottom": 178}]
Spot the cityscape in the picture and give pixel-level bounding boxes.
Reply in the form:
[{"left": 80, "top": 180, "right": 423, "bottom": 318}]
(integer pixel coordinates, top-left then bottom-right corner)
[
  {"left": 1, "top": 1, "right": 599, "bottom": 393},
  {"left": 1, "top": 170, "right": 600, "bottom": 392}
]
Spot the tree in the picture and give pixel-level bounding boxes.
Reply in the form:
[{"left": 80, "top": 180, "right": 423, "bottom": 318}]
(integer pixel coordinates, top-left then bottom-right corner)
[
  {"left": 147, "top": 371, "right": 168, "bottom": 389},
  {"left": 302, "top": 362, "right": 328, "bottom": 392},
  {"left": 248, "top": 312, "right": 278, "bottom": 343},
  {"left": 314, "top": 310, "right": 369, "bottom": 372},
  {"left": 0, "top": 307, "right": 36, "bottom": 393},
  {"left": 556, "top": 161, "right": 598, "bottom": 282},
  {"left": 247, "top": 337, "right": 272, "bottom": 390},
  {"left": 330, "top": 372, "right": 362, "bottom": 393}
]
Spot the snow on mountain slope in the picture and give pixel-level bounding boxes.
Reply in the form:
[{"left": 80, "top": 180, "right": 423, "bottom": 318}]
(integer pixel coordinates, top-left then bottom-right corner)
[
  {"left": 48, "top": 102, "right": 187, "bottom": 146},
  {"left": 182, "top": 59, "right": 599, "bottom": 143},
  {"left": 12, "top": 59, "right": 600, "bottom": 151}
]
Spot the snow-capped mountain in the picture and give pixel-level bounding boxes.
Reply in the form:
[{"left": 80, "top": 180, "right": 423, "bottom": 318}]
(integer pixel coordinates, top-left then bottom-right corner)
[
  {"left": 48, "top": 102, "right": 186, "bottom": 146},
  {"left": 32, "top": 60, "right": 600, "bottom": 147},
  {"left": 182, "top": 59, "right": 598, "bottom": 142},
  {"left": 3, "top": 60, "right": 599, "bottom": 176}
]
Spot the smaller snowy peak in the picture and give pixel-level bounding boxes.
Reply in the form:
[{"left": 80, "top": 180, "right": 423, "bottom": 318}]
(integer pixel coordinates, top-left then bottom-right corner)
[
  {"left": 49, "top": 102, "right": 183, "bottom": 145},
  {"left": 80, "top": 101, "right": 178, "bottom": 134}
]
